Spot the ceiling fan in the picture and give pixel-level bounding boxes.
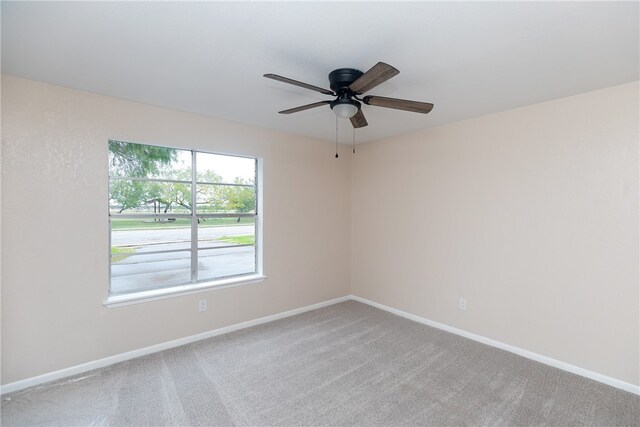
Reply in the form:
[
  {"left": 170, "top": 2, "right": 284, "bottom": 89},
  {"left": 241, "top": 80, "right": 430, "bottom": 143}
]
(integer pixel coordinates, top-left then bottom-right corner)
[{"left": 264, "top": 62, "right": 433, "bottom": 128}]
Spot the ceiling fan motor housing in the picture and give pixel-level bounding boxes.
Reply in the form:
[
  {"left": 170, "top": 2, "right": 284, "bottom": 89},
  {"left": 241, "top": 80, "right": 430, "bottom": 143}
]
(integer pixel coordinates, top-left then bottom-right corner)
[
  {"left": 328, "top": 68, "right": 364, "bottom": 117},
  {"left": 328, "top": 68, "right": 364, "bottom": 94}
]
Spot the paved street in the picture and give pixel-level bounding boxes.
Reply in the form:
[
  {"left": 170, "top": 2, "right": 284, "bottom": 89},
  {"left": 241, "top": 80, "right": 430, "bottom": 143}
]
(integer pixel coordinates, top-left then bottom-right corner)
[
  {"left": 110, "top": 225, "right": 256, "bottom": 294},
  {"left": 112, "top": 224, "right": 254, "bottom": 246}
]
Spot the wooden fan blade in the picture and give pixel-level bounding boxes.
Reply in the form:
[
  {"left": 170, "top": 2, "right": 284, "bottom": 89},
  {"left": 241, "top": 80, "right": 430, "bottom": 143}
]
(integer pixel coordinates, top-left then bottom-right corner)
[
  {"left": 363, "top": 95, "right": 433, "bottom": 114},
  {"left": 264, "top": 74, "right": 334, "bottom": 96},
  {"left": 278, "top": 101, "right": 331, "bottom": 114},
  {"left": 350, "top": 109, "right": 368, "bottom": 128},
  {"left": 349, "top": 62, "right": 399, "bottom": 94}
]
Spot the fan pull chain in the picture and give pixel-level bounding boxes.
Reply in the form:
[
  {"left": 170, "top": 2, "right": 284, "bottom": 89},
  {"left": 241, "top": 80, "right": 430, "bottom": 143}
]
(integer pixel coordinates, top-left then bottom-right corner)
[
  {"left": 335, "top": 115, "right": 339, "bottom": 158},
  {"left": 352, "top": 126, "right": 356, "bottom": 154}
]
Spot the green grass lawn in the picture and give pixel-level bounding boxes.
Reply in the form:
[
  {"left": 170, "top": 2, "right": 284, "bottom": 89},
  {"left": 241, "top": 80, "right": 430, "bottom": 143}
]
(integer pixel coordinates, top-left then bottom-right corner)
[
  {"left": 111, "top": 217, "right": 253, "bottom": 230},
  {"left": 218, "top": 235, "right": 255, "bottom": 245},
  {"left": 111, "top": 246, "right": 136, "bottom": 262}
]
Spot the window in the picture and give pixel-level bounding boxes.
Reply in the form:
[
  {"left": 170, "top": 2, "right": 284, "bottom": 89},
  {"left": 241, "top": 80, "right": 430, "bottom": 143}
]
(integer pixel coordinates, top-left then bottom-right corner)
[{"left": 108, "top": 140, "right": 261, "bottom": 299}]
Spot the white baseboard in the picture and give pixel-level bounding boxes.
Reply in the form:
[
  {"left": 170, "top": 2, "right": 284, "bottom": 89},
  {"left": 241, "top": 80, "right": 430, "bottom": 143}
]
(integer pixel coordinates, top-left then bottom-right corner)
[
  {"left": 3, "top": 294, "right": 638, "bottom": 397},
  {"left": 350, "top": 295, "right": 640, "bottom": 396},
  {"left": 0, "top": 295, "right": 350, "bottom": 395}
]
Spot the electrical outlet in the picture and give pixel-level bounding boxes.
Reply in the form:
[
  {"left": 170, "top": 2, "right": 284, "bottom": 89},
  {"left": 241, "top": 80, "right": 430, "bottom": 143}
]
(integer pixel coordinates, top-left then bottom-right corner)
[
  {"left": 459, "top": 298, "right": 467, "bottom": 311},
  {"left": 199, "top": 299, "right": 207, "bottom": 312}
]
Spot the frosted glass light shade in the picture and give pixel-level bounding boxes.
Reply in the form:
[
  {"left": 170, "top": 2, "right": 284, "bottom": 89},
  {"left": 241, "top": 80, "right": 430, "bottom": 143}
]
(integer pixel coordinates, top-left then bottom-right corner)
[{"left": 332, "top": 103, "right": 358, "bottom": 118}]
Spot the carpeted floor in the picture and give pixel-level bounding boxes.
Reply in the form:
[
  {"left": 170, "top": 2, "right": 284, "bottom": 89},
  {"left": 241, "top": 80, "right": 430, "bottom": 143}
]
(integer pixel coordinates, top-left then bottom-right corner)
[{"left": 2, "top": 300, "right": 639, "bottom": 426}]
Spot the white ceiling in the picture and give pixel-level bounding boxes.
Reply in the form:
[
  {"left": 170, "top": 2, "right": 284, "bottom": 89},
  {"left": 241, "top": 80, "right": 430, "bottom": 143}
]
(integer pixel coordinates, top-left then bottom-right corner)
[{"left": 2, "top": 1, "right": 638, "bottom": 144}]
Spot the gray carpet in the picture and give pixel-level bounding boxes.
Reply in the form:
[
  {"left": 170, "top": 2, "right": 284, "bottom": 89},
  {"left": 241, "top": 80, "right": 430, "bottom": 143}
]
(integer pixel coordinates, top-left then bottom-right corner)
[{"left": 2, "top": 301, "right": 638, "bottom": 426}]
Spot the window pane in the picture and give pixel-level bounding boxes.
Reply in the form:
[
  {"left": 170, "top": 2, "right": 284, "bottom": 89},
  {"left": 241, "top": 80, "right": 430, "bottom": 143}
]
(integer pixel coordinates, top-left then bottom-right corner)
[
  {"left": 110, "top": 251, "right": 192, "bottom": 294},
  {"left": 196, "top": 152, "right": 255, "bottom": 184},
  {"left": 196, "top": 184, "right": 255, "bottom": 214},
  {"left": 198, "top": 246, "right": 256, "bottom": 282},
  {"left": 109, "top": 180, "right": 192, "bottom": 215},
  {"left": 198, "top": 218, "right": 255, "bottom": 250},
  {"left": 111, "top": 218, "right": 192, "bottom": 251},
  {"left": 108, "top": 141, "right": 260, "bottom": 296},
  {"left": 109, "top": 141, "right": 191, "bottom": 180}
]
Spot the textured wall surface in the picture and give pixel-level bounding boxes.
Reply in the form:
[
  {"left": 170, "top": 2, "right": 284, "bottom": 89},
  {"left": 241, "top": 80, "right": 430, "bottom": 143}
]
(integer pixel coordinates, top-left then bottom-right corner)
[
  {"left": 352, "top": 82, "right": 639, "bottom": 386},
  {"left": 1, "top": 75, "right": 351, "bottom": 384}
]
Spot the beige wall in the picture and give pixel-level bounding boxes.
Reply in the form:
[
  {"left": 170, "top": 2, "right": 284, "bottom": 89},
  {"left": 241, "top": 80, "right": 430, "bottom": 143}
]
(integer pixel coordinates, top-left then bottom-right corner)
[
  {"left": 0, "top": 75, "right": 351, "bottom": 384},
  {"left": 352, "top": 82, "right": 639, "bottom": 386},
  {"left": 2, "top": 75, "right": 638, "bottom": 388}
]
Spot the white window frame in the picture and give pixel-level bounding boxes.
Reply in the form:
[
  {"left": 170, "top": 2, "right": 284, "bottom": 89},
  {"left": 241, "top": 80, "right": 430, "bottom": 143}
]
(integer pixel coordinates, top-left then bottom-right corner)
[{"left": 105, "top": 142, "right": 265, "bottom": 308}]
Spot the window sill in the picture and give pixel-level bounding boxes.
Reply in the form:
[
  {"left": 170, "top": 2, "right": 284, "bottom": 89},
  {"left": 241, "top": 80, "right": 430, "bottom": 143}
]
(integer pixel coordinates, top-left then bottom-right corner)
[{"left": 103, "top": 274, "right": 267, "bottom": 308}]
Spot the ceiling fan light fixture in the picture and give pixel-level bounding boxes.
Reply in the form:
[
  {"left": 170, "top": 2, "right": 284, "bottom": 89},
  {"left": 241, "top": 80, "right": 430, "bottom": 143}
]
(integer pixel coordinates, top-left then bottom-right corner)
[{"left": 331, "top": 99, "right": 360, "bottom": 119}]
